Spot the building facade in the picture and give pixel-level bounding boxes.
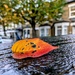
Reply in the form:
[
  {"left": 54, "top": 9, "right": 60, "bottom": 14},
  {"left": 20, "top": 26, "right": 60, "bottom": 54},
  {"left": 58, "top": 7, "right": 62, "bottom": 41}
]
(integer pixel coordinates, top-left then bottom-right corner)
[
  {"left": 23, "top": 22, "right": 51, "bottom": 38},
  {"left": 23, "top": 0, "right": 75, "bottom": 38},
  {"left": 0, "top": 0, "right": 75, "bottom": 38},
  {"left": 54, "top": 0, "right": 75, "bottom": 36}
]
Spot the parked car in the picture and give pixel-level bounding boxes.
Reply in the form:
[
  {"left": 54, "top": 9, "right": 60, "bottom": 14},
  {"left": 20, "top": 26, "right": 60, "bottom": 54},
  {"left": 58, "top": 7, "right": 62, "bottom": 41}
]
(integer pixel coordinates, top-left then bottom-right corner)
[
  {"left": 0, "top": 36, "right": 2, "bottom": 43},
  {"left": 0, "top": 36, "right": 13, "bottom": 43}
]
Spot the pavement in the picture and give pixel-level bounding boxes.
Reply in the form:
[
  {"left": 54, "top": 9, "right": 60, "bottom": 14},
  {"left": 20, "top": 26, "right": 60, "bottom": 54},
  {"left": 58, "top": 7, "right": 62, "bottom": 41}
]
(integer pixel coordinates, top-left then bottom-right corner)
[
  {"left": 0, "top": 34, "right": 75, "bottom": 75},
  {"left": 0, "top": 39, "right": 13, "bottom": 44}
]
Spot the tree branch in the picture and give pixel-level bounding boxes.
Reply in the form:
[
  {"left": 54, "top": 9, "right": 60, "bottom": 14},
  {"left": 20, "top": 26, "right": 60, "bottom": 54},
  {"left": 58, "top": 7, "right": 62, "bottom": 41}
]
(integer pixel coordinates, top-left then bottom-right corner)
[{"left": 20, "top": 13, "right": 31, "bottom": 23}]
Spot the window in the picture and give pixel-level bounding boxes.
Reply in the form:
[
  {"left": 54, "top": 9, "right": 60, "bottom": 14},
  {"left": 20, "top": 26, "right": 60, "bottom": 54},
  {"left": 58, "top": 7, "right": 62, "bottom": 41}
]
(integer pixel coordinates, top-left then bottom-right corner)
[
  {"left": 71, "top": 6, "right": 75, "bottom": 11},
  {"left": 57, "top": 26, "right": 62, "bottom": 36},
  {"left": 40, "top": 26, "right": 50, "bottom": 37},
  {"left": 71, "top": 12, "right": 75, "bottom": 16},
  {"left": 46, "top": 29, "right": 49, "bottom": 36},
  {"left": 27, "top": 30, "right": 30, "bottom": 34},
  {"left": 69, "top": 4, "right": 75, "bottom": 18},
  {"left": 64, "top": 26, "right": 68, "bottom": 35},
  {"left": 24, "top": 30, "right": 26, "bottom": 34},
  {"left": 55, "top": 23, "right": 69, "bottom": 36},
  {"left": 24, "top": 29, "right": 31, "bottom": 38},
  {"left": 72, "top": 26, "right": 75, "bottom": 34},
  {"left": 40, "top": 28, "right": 44, "bottom": 36}
]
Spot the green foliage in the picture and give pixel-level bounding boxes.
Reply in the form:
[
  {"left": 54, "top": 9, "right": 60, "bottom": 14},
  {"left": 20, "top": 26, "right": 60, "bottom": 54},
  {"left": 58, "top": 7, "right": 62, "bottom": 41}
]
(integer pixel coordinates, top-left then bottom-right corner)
[
  {"left": 0, "top": 0, "right": 66, "bottom": 37},
  {"left": 0, "top": 0, "right": 66, "bottom": 24}
]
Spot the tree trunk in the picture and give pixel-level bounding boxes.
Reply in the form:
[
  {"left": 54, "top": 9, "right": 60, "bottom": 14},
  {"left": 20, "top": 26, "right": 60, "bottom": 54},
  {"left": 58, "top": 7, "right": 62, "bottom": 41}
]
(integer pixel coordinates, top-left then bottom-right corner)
[
  {"left": 3, "top": 22, "right": 6, "bottom": 36},
  {"left": 30, "top": 17, "right": 37, "bottom": 38},
  {"left": 31, "top": 23, "right": 37, "bottom": 38},
  {"left": 50, "top": 22, "right": 55, "bottom": 36},
  {"left": 21, "top": 14, "right": 37, "bottom": 38}
]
